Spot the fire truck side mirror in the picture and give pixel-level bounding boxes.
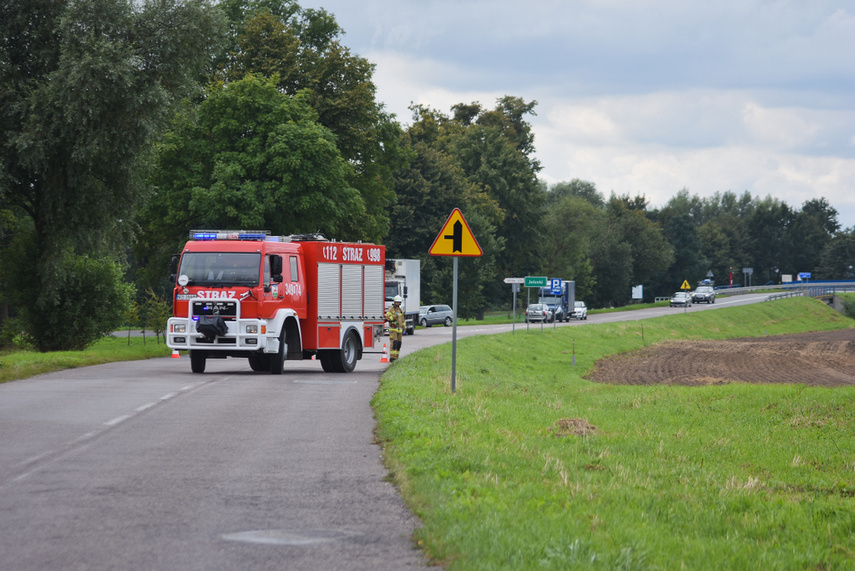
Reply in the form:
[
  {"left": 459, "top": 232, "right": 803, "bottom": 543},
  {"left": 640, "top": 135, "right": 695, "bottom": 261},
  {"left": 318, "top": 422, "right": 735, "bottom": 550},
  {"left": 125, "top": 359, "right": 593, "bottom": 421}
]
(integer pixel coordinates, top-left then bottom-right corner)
[
  {"left": 270, "top": 254, "right": 284, "bottom": 283},
  {"left": 169, "top": 254, "right": 180, "bottom": 283}
]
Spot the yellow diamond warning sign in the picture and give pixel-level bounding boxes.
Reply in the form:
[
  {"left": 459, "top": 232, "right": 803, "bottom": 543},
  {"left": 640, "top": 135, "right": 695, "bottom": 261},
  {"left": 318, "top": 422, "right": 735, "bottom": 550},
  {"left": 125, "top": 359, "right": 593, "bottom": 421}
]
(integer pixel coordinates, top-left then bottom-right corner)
[{"left": 429, "top": 208, "right": 483, "bottom": 257}]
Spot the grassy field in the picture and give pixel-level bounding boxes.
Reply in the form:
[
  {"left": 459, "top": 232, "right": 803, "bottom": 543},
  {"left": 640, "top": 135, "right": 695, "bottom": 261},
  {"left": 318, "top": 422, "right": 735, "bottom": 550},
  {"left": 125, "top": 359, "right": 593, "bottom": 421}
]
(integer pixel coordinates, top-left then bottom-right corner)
[
  {"left": 0, "top": 334, "right": 171, "bottom": 383},
  {"left": 374, "top": 297, "right": 855, "bottom": 569}
]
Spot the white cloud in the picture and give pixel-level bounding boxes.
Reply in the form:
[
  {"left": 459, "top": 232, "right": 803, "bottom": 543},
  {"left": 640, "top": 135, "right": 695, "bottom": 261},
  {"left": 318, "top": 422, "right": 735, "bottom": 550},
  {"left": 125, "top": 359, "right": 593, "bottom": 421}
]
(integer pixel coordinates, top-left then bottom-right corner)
[{"left": 301, "top": 0, "right": 855, "bottom": 229}]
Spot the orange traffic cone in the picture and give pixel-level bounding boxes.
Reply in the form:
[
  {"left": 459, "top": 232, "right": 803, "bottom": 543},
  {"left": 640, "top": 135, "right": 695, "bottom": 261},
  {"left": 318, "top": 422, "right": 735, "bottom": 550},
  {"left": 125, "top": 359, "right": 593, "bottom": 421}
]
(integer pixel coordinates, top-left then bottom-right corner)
[
  {"left": 171, "top": 349, "right": 181, "bottom": 359},
  {"left": 379, "top": 343, "right": 390, "bottom": 364}
]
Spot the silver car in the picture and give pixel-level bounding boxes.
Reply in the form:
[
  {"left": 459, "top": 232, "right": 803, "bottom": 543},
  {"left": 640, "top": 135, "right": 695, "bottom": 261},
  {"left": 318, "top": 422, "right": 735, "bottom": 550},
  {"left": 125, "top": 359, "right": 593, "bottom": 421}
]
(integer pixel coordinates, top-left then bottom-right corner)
[
  {"left": 419, "top": 304, "right": 454, "bottom": 327},
  {"left": 525, "top": 303, "right": 552, "bottom": 323},
  {"left": 670, "top": 292, "right": 692, "bottom": 307}
]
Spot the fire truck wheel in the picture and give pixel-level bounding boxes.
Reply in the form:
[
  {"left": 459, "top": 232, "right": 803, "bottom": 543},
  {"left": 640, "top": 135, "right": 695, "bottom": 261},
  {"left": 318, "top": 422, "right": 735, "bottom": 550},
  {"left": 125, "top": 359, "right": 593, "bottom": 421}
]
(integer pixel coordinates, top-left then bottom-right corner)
[
  {"left": 269, "top": 333, "right": 286, "bottom": 374},
  {"left": 334, "top": 331, "right": 359, "bottom": 373},
  {"left": 248, "top": 353, "right": 270, "bottom": 372},
  {"left": 190, "top": 350, "right": 206, "bottom": 374},
  {"left": 319, "top": 352, "right": 336, "bottom": 373}
]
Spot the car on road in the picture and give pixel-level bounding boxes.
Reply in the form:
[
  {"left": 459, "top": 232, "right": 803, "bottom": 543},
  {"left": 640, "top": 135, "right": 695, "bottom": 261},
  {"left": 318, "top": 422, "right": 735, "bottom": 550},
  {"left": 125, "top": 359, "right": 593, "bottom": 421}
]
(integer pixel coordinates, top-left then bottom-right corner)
[
  {"left": 550, "top": 304, "right": 568, "bottom": 322},
  {"left": 670, "top": 292, "right": 693, "bottom": 307},
  {"left": 418, "top": 304, "right": 454, "bottom": 327},
  {"left": 692, "top": 285, "right": 716, "bottom": 304},
  {"left": 525, "top": 303, "right": 553, "bottom": 323},
  {"left": 571, "top": 301, "right": 588, "bottom": 320}
]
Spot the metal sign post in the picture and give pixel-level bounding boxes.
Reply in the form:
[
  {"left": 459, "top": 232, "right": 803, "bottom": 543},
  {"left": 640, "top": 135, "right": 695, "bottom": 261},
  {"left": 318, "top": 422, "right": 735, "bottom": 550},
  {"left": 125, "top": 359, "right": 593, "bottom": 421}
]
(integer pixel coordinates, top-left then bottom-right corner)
[
  {"left": 451, "top": 257, "right": 458, "bottom": 392},
  {"left": 429, "top": 209, "right": 483, "bottom": 393},
  {"left": 503, "top": 278, "right": 524, "bottom": 335}
]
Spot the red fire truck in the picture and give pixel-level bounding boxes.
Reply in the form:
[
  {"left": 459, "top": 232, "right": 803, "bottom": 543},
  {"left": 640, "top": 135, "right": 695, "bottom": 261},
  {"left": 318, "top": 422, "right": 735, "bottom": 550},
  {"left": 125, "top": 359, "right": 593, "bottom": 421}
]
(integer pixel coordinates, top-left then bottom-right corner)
[{"left": 166, "top": 230, "right": 386, "bottom": 374}]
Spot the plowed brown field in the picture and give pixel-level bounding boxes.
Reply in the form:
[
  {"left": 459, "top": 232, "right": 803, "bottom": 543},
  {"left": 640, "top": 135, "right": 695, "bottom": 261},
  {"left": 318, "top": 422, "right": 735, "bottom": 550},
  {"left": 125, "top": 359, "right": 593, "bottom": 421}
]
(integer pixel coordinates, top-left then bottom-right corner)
[{"left": 585, "top": 328, "right": 855, "bottom": 387}]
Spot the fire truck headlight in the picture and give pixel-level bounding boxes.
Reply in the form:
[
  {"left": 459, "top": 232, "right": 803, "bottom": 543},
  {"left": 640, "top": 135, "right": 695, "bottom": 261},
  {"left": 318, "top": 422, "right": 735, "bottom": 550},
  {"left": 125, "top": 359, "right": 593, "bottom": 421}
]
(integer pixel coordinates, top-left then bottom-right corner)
[
  {"left": 174, "top": 337, "right": 186, "bottom": 344},
  {"left": 246, "top": 325, "right": 258, "bottom": 334},
  {"left": 173, "top": 324, "right": 186, "bottom": 334}
]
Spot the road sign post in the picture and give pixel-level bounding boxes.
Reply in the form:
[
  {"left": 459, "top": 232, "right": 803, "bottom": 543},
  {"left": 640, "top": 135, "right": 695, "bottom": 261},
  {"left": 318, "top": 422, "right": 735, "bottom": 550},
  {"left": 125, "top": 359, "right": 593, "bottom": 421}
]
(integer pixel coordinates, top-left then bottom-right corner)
[
  {"left": 504, "top": 277, "right": 524, "bottom": 334},
  {"left": 429, "top": 209, "right": 483, "bottom": 393}
]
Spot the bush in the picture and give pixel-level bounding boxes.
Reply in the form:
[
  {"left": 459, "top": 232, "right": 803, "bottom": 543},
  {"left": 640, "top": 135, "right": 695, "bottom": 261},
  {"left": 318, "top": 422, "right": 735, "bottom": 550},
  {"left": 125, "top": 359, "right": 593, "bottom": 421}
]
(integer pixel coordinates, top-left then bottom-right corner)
[
  {"left": 841, "top": 293, "right": 855, "bottom": 319},
  {"left": 21, "top": 251, "right": 135, "bottom": 352},
  {"left": 142, "top": 288, "right": 171, "bottom": 343}
]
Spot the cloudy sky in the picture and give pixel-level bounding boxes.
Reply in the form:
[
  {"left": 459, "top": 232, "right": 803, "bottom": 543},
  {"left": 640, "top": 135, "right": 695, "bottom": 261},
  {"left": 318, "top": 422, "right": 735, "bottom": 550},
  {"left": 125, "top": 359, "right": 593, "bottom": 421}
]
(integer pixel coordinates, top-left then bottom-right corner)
[{"left": 300, "top": 0, "right": 855, "bottom": 229}]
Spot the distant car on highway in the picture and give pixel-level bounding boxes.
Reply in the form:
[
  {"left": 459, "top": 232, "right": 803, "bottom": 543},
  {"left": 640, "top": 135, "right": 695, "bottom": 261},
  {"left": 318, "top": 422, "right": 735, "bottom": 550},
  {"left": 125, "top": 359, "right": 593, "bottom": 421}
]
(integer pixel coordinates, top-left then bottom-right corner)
[
  {"left": 692, "top": 285, "right": 716, "bottom": 304},
  {"left": 525, "top": 303, "right": 552, "bottom": 323},
  {"left": 418, "top": 304, "right": 454, "bottom": 327},
  {"left": 571, "top": 301, "right": 588, "bottom": 320},
  {"left": 670, "top": 292, "right": 693, "bottom": 307}
]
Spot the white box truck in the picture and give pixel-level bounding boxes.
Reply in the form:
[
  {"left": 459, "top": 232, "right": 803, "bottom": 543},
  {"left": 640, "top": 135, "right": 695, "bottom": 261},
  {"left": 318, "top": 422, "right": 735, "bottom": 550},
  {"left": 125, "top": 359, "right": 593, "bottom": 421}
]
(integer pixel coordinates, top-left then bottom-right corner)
[{"left": 384, "top": 259, "right": 420, "bottom": 335}]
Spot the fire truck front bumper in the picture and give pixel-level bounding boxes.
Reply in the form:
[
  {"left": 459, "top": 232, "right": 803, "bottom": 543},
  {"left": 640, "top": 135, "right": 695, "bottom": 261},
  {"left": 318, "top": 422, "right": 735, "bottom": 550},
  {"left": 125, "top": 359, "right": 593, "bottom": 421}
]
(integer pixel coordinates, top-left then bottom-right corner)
[{"left": 167, "top": 318, "right": 275, "bottom": 352}]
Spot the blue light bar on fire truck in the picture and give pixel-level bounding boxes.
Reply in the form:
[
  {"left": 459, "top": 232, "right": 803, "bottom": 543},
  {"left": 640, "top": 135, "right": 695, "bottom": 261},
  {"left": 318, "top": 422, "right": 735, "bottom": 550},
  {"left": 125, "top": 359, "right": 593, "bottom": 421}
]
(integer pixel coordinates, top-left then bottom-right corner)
[{"left": 189, "top": 230, "right": 269, "bottom": 241}]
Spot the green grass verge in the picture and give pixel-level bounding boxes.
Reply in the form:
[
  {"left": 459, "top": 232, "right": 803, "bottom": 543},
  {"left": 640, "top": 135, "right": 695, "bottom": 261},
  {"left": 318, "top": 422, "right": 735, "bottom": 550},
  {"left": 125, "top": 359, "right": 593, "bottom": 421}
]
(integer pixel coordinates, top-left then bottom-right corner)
[
  {"left": 0, "top": 334, "right": 172, "bottom": 383},
  {"left": 374, "top": 297, "right": 855, "bottom": 569}
]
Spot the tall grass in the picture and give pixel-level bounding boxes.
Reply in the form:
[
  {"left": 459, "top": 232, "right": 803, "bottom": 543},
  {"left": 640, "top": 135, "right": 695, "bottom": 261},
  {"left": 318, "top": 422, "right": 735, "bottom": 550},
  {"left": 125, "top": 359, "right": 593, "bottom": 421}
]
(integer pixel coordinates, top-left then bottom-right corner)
[{"left": 374, "top": 297, "right": 855, "bottom": 569}]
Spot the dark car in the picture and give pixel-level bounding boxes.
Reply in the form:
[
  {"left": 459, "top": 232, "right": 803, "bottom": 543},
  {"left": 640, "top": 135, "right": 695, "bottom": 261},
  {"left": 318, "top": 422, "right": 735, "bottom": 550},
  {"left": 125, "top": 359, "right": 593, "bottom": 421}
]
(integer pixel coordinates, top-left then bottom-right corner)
[
  {"left": 670, "top": 292, "right": 692, "bottom": 307},
  {"left": 418, "top": 304, "right": 454, "bottom": 327},
  {"left": 692, "top": 285, "right": 716, "bottom": 304}
]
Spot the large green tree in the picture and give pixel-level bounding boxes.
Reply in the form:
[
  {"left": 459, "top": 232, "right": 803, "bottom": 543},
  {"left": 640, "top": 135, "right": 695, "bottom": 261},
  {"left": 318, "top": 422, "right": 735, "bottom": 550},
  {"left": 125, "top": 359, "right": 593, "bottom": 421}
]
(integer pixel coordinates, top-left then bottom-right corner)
[
  {"left": 650, "top": 189, "right": 708, "bottom": 295},
  {"left": 452, "top": 97, "right": 545, "bottom": 283},
  {"left": 215, "top": 0, "right": 405, "bottom": 241},
  {"left": 0, "top": 0, "right": 226, "bottom": 350},
  {"left": 387, "top": 99, "right": 543, "bottom": 313},
  {"left": 589, "top": 195, "right": 674, "bottom": 307},
  {"left": 542, "top": 186, "right": 604, "bottom": 301},
  {"left": 141, "top": 74, "right": 363, "bottom": 258},
  {"left": 746, "top": 196, "right": 792, "bottom": 284},
  {"left": 786, "top": 198, "right": 839, "bottom": 277},
  {"left": 386, "top": 106, "right": 503, "bottom": 316},
  {"left": 816, "top": 228, "right": 855, "bottom": 279}
]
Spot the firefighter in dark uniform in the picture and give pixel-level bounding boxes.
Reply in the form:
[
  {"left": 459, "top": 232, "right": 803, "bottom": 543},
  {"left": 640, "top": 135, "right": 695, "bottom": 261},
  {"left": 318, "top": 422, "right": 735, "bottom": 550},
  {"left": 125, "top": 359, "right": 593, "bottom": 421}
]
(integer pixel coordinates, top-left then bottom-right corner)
[{"left": 385, "top": 295, "right": 405, "bottom": 361}]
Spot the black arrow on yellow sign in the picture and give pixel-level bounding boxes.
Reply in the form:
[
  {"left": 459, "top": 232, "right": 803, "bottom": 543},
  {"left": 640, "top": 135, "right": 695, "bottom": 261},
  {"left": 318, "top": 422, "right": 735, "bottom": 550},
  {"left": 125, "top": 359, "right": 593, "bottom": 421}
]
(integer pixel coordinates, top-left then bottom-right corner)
[
  {"left": 445, "top": 220, "right": 463, "bottom": 253},
  {"left": 429, "top": 208, "right": 483, "bottom": 257}
]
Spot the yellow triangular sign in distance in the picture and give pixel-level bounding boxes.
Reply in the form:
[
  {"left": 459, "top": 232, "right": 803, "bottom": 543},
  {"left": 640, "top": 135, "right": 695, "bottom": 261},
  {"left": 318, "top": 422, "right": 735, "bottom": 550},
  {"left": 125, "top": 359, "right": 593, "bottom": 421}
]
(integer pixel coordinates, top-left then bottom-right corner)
[
  {"left": 681, "top": 280, "right": 691, "bottom": 290},
  {"left": 429, "top": 208, "right": 483, "bottom": 257}
]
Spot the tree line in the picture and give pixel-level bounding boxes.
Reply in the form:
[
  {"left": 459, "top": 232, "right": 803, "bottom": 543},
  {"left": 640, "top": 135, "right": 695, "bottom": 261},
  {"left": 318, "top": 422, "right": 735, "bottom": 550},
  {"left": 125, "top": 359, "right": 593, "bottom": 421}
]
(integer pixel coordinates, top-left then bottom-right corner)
[{"left": 2, "top": 0, "right": 853, "bottom": 351}]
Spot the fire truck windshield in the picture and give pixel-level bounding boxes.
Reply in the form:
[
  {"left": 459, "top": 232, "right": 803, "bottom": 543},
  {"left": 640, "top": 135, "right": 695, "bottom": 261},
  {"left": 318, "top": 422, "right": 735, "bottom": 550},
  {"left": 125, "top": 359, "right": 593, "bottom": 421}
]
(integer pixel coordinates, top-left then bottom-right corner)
[{"left": 178, "top": 252, "right": 261, "bottom": 286}]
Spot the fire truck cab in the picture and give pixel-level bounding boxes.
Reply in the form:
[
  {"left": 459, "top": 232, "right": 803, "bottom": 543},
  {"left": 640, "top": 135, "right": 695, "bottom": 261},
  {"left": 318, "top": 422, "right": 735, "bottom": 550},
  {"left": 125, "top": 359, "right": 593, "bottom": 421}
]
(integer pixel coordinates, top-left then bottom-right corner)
[{"left": 166, "top": 230, "right": 386, "bottom": 374}]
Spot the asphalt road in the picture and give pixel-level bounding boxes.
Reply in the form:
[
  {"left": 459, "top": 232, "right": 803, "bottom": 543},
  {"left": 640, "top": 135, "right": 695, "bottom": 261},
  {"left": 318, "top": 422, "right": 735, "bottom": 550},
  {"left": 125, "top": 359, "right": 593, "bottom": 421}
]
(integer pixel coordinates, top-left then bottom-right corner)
[{"left": 0, "top": 294, "right": 768, "bottom": 570}]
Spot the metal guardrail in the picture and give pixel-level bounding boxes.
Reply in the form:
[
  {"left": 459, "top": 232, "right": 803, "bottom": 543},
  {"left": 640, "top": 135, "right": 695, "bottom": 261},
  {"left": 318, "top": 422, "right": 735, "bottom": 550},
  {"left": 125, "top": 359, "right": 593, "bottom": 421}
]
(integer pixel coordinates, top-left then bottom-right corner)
[
  {"left": 762, "top": 283, "right": 855, "bottom": 302},
  {"left": 764, "top": 291, "right": 804, "bottom": 301},
  {"left": 714, "top": 281, "right": 855, "bottom": 298}
]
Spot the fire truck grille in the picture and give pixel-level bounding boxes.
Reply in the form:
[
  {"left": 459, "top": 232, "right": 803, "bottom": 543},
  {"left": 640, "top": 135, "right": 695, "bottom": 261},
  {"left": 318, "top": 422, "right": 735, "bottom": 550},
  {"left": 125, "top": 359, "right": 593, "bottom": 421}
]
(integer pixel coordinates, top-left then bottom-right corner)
[
  {"left": 192, "top": 300, "right": 238, "bottom": 318},
  {"left": 195, "top": 337, "right": 236, "bottom": 344}
]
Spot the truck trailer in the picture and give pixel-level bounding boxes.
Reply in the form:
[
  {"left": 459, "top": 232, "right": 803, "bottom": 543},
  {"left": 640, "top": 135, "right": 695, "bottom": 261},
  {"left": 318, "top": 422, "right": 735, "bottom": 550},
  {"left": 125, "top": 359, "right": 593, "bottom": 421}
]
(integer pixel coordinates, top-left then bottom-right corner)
[{"left": 537, "top": 280, "right": 575, "bottom": 322}]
